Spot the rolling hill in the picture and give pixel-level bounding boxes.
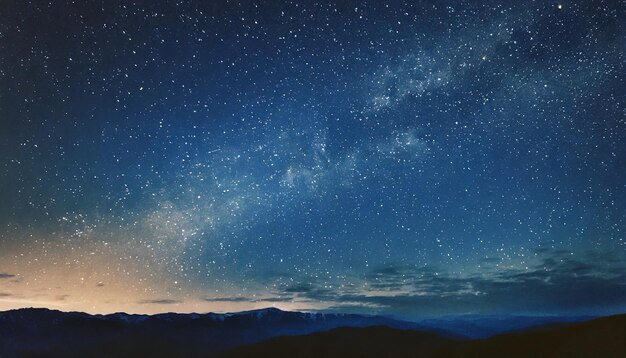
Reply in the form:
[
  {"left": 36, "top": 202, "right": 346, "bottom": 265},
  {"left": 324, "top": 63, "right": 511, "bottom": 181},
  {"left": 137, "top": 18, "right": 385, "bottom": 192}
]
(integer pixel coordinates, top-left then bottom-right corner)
[{"left": 224, "top": 313, "right": 626, "bottom": 358}]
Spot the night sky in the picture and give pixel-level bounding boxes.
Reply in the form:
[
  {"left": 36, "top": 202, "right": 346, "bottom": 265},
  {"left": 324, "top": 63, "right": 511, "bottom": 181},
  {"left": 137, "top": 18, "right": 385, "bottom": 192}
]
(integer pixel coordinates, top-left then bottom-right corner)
[{"left": 0, "top": 0, "right": 625, "bottom": 319}]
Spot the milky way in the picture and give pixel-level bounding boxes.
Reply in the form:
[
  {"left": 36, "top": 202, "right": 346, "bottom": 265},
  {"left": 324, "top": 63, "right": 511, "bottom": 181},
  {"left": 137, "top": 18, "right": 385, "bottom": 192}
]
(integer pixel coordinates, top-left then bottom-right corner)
[{"left": 0, "top": 0, "right": 624, "bottom": 318}]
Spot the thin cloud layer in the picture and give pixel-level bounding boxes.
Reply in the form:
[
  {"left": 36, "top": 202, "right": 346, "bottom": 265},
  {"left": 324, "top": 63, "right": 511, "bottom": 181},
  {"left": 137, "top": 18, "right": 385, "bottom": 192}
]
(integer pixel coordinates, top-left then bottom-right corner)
[{"left": 268, "top": 248, "right": 626, "bottom": 317}]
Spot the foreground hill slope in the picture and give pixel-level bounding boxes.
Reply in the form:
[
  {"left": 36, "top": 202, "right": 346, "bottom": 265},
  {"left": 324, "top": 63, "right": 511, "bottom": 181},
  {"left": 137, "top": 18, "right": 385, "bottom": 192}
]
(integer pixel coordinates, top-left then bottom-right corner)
[
  {"left": 224, "top": 314, "right": 626, "bottom": 358},
  {"left": 439, "top": 313, "right": 626, "bottom": 358},
  {"left": 222, "top": 325, "right": 453, "bottom": 358}
]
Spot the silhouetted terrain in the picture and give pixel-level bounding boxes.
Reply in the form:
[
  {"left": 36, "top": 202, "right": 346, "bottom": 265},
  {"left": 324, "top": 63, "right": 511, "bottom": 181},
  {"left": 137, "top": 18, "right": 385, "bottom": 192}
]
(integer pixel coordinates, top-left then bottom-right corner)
[
  {"left": 222, "top": 325, "right": 454, "bottom": 358},
  {"left": 0, "top": 307, "right": 448, "bottom": 357},
  {"left": 439, "top": 314, "right": 626, "bottom": 357},
  {"left": 416, "top": 314, "right": 594, "bottom": 338},
  {"left": 225, "top": 314, "right": 626, "bottom": 358},
  {"left": 0, "top": 307, "right": 623, "bottom": 357}
]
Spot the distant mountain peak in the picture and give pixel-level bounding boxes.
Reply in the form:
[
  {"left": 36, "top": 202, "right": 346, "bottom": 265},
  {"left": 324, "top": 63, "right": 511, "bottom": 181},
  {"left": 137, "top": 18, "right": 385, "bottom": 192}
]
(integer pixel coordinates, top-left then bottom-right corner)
[{"left": 232, "top": 306, "right": 286, "bottom": 315}]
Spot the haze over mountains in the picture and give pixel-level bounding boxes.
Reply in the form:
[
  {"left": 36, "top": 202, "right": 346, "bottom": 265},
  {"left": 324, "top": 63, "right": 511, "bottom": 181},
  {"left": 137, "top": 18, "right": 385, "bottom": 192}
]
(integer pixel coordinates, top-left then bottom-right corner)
[{"left": 0, "top": 307, "right": 623, "bottom": 357}]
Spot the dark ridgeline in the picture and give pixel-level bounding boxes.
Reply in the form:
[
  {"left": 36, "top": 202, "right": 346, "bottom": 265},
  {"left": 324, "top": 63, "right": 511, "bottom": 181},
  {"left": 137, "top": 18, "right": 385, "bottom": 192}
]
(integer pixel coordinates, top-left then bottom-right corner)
[
  {"left": 0, "top": 307, "right": 624, "bottom": 357},
  {"left": 224, "top": 314, "right": 626, "bottom": 358},
  {"left": 439, "top": 314, "right": 626, "bottom": 358},
  {"left": 0, "top": 307, "right": 450, "bottom": 357},
  {"left": 221, "top": 325, "right": 453, "bottom": 358}
]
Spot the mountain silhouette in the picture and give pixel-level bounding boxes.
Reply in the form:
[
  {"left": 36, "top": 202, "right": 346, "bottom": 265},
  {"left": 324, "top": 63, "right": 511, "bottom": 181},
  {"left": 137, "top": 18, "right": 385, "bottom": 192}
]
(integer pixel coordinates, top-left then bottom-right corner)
[
  {"left": 224, "top": 313, "right": 626, "bottom": 358},
  {"left": 221, "top": 325, "right": 453, "bottom": 358},
  {"left": 0, "top": 307, "right": 448, "bottom": 357},
  {"left": 1, "top": 307, "right": 623, "bottom": 357}
]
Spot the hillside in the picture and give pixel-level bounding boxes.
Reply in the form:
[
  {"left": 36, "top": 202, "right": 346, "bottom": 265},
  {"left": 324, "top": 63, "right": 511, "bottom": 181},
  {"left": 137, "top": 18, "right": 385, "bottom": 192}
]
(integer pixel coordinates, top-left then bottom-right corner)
[
  {"left": 439, "top": 313, "right": 626, "bottom": 357},
  {"left": 224, "top": 314, "right": 626, "bottom": 358},
  {"left": 222, "top": 325, "right": 453, "bottom": 358}
]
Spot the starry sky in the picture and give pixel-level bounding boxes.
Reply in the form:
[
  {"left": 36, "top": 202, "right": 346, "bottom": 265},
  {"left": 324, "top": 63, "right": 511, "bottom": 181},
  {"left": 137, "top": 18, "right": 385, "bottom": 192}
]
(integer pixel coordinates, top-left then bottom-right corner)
[{"left": 0, "top": 0, "right": 625, "bottom": 318}]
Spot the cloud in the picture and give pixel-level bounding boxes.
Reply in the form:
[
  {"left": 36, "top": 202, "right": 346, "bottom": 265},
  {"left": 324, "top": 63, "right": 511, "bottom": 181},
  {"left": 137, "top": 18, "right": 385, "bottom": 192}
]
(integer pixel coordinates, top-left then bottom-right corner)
[
  {"left": 279, "top": 279, "right": 342, "bottom": 302},
  {"left": 203, "top": 296, "right": 294, "bottom": 303},
  {"left": 260, "top": 297, "right": 294, "bottom": 303},
  {"left": 138, "top": 299, "right": 182, "bottom": 305},
  {"left": 271, "top": 248, "right": 626, "bottom": 316},
  {"left": 0, "top": 273, "right": 15, "bottom": 279},
  {"left": 203, "top": 296, "right": 252, "bottom": 303},
  {"left": 283, "top": 283, "right": 314, "bottom": 294}
]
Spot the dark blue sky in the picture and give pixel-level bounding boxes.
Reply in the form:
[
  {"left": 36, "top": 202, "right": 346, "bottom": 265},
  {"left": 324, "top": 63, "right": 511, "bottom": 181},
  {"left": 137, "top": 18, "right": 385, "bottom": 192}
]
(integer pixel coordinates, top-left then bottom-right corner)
[{"left": 0, "top": 0, "right": 624, "bottom": 317}]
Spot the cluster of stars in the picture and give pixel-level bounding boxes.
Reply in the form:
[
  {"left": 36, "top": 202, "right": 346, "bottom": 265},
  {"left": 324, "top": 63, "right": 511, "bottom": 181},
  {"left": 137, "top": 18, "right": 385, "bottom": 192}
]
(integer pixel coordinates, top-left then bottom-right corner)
[{"left": 0, "top": 1, "right": 624, "bottom": 316}]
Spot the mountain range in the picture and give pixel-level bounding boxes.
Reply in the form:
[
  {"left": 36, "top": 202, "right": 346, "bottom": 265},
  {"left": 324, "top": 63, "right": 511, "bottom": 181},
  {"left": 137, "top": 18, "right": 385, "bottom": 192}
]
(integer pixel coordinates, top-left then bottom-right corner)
[
  {"left": 0, "top": 307, "right": 443, "bottom": 357},
  {"left": 0, "top": 307, "right": 623, "bottom": 357}
]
